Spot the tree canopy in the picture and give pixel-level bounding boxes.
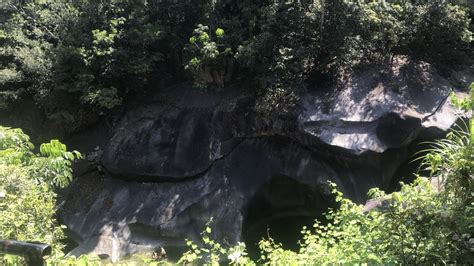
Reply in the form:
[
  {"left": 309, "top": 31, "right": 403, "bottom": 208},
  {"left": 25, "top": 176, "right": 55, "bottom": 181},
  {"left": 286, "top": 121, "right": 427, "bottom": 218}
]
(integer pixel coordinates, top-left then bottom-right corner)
[{"left": 0, "top": 0, "right": 472, "bottom": 129}]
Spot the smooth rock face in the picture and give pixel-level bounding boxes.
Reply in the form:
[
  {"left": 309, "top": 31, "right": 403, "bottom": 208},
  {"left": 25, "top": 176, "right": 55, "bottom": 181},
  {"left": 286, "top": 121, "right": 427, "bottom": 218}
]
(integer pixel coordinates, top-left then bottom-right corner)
[
  {"left": 59, "top": 60, "right": 473, "bottom": 261},
  {"left": 102, "top": 108, "right": 220, "bottom": 178}
]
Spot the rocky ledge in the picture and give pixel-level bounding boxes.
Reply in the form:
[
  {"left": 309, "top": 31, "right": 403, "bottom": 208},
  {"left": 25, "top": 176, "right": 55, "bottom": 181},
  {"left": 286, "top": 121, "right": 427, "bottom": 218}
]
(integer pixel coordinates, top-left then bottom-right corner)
[{"left": 59, "top": 59, "right": 472, "bottom": 261}]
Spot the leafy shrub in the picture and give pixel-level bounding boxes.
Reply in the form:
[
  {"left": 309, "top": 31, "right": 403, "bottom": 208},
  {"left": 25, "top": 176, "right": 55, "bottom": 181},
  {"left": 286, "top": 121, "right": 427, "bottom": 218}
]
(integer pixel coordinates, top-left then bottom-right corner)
[
  {"left": 0, "top": 164, "right": 65, "bottom": 253},
  {"left": 178, "top": 219, "right": 253, "bottom": 265},
  {"left": 185, "top": 24, "right": 233, "bottom": 89},
  {"left": 255, "top": 85, "right": 299, "bottom": 116},
  {"left": 0, "top": 126, "right": 80, "bottom": 262}
]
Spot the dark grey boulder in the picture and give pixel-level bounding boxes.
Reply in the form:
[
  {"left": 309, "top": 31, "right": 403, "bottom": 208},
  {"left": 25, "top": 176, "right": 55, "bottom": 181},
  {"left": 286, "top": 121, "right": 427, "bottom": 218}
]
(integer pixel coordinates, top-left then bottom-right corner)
[
  {"left": 59, "top": 59, "right": 473, "bottom": 261},
  {"left": 102, "top": 108, "right": 219, "bottom": 179}
]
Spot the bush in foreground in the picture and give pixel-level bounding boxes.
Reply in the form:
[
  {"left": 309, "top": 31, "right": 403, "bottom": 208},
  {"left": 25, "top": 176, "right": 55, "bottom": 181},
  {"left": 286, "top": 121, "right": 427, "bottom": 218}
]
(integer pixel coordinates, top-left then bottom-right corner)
[{"left": 0, "top": 126, "right": 80, "bottom": 264}]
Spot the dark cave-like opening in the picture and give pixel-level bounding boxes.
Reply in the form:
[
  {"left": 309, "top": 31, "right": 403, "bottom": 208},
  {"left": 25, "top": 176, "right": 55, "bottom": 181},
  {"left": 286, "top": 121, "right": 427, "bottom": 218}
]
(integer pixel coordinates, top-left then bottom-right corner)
[{"left": 242, "top": 175, "right": 333, "bottom": 260}]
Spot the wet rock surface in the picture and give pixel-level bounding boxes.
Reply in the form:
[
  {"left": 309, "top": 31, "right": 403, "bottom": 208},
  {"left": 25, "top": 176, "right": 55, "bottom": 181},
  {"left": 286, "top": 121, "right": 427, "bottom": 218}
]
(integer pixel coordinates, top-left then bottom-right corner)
[{"left": 59, "top": 60, "right": 473, "bottom": 261}]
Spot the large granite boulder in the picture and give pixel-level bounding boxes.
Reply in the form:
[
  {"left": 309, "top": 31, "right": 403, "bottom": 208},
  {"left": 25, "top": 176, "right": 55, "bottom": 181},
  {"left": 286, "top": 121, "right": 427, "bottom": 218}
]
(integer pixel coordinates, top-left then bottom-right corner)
[{"left": 59, "top": 58, "right": 472, "bottom": 261}]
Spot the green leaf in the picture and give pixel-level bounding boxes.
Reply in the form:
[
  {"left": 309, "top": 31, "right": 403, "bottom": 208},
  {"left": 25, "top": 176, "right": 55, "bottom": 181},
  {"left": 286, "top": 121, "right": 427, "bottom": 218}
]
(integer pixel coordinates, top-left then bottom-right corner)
[{"left": 215, "top": 28, "right": 225, "bottom": 37}]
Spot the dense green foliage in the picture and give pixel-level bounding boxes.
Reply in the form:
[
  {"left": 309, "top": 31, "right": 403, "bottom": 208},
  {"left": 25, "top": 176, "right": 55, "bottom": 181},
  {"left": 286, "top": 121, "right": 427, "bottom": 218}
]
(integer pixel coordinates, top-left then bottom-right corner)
[
  {"left": 0, "top": 126, "right": 80, "bottom": 263},
  {"left": 0, "top": 0, "right": 471, "bottom": 128}
]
